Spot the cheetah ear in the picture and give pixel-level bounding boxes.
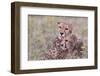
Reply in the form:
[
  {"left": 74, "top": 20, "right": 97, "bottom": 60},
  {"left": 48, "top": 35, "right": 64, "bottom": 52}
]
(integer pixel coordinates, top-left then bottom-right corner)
[
  {"left": 69, "top": 24, "right": 73, "bottom": 34},
  {"left": 70, "top": 24, "right": 72, "bottom": 28},
  {"left": 69, "top": 30, "right": 72, "bottom": 33},
  {"left": 57, "top": 22, "right": 60, "bottom": 24}
]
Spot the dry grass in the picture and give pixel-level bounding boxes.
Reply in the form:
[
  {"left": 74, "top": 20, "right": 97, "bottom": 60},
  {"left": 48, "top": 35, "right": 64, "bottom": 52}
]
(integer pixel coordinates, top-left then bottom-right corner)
[{"left": 28, "top": 15, "right": 88, "bottom": 60}]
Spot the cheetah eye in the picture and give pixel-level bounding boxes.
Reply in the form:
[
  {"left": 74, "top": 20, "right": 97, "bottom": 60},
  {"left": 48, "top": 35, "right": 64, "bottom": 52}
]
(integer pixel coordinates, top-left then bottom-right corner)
[
  {"left": 59, "top": 26, "right": 61, "bottom": 28},
  {"left": 61, "top": 44, "right": 63, "bottom": 46},
  {"left": 65, "top": 28, "right": 68, "bottom": 30}
]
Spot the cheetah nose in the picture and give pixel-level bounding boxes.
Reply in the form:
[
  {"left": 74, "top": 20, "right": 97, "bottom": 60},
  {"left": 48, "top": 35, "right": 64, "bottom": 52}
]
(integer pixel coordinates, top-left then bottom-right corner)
[
  {"left": 60, "top": 33, "right": 64, "bottom": 35},
  {"left": 65, "top": 40, "right": 68, "bottom": 42}
]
